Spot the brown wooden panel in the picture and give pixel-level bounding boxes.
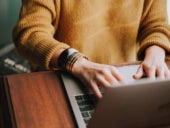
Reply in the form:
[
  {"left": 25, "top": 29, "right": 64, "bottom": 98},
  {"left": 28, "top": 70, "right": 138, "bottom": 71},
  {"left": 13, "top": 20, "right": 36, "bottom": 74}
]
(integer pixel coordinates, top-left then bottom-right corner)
[{"left": 5, "top": 71, "right": 76, "bottom": 128}]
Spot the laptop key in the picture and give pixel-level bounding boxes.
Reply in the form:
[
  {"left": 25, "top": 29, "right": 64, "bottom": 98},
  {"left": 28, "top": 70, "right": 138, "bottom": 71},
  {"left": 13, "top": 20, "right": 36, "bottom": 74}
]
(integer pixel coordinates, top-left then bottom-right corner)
[{"left": 75, "top": 94, "right": 98, "bottom": 125}]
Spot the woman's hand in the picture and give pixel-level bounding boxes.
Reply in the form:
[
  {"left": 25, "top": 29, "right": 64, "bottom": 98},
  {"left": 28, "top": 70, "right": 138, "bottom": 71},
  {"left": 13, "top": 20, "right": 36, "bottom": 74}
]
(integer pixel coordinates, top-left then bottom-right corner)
[
  {"left": 133, "top": 45, "right": 170, "bottom": 79},
  {"left": 71, "top": 58, "right": 127, "bottom": 99}
]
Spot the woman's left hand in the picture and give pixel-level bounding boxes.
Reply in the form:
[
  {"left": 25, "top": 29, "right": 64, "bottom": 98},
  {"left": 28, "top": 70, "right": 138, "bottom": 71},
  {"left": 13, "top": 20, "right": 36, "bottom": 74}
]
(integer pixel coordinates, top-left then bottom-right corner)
[{"left": 133, "top": 45, "right": 170, "bottom": 79}]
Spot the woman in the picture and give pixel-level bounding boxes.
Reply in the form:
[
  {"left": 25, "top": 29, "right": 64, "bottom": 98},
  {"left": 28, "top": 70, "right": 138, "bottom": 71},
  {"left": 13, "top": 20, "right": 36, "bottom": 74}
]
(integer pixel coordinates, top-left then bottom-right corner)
[{"left": 13, "top": 0, "right": 170, "bottom": 98}]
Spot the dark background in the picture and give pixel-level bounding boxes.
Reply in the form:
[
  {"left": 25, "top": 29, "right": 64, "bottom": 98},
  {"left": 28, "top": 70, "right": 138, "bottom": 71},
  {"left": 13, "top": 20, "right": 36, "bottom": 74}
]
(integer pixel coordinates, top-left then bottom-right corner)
[{"left": 0, "top": 0, "right": 30, "bottom": 75}]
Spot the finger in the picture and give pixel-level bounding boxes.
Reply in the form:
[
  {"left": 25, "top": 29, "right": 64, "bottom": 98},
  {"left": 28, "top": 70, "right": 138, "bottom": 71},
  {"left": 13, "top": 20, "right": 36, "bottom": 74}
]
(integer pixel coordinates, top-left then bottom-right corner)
[
  {"left": 96, "top": 74, "right": 113, "bottom": 87},
  {"left": 145, "top": 66, "right": 156, "bottom": 80},
  {"left": 165, "top": 70, "right": 170, "bottom": 79},
  {"left": 156, "top": 66, "right": 165, "bottom": 79},
  {"left": 97, "top": 73, "right": 121, "bottom": 87},
  {"left": 91, "top": 82, "right": 103, "bottom": 99},
  {"left": 110, "top": 67, "right": 126, "bottom": 82},
  {"left": 133, "top": 65, "right": 144, "bottom": 79},
  {"left": 109, "top": 77, "right": 120, "bottom": 86},
  {"left": 164, "top": 64, "right": 170, "bottom": 78}
]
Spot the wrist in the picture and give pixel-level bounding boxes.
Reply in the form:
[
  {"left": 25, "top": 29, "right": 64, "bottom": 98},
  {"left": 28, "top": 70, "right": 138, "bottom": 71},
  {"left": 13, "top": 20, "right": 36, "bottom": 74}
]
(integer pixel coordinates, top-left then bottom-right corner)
[
  {"left": 71, "top": 56, "right": 89, "bottom": 73},
  {"left": 57, "top": 48, "right": 88, "bottom": 72},
  {"left": 145, "top": 45, "right": 165, "bottom": 59}
]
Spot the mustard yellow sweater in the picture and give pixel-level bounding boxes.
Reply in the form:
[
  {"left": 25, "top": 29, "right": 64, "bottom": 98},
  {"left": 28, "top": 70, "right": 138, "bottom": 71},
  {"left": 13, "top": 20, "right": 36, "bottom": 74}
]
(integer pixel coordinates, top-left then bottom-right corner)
[{"left": 13, "top": 0, "right": 170, "bottom": 69}]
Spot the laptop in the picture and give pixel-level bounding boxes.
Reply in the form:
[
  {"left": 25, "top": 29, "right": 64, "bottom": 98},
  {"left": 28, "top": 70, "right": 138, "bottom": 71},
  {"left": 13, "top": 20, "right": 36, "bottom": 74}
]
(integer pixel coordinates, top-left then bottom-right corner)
[{"left": 60, "top": 64, "right": 170, "bottom": 128}]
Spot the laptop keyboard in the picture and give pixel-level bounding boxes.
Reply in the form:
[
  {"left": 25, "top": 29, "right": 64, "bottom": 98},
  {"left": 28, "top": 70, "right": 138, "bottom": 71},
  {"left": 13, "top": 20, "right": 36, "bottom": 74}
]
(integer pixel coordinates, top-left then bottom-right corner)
[{"left": 75, "top": 94, "right": 98, "bottom": 125}]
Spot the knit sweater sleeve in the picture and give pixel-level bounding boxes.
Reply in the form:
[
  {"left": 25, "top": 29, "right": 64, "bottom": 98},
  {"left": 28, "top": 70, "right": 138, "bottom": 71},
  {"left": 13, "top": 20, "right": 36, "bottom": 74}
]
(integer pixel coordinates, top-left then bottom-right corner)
[
  {"left": 137, "top": 0, "right": 170, "bottom": 60},
  {"left": 13, "top": 0, "right": 69, "bottom": 69}
]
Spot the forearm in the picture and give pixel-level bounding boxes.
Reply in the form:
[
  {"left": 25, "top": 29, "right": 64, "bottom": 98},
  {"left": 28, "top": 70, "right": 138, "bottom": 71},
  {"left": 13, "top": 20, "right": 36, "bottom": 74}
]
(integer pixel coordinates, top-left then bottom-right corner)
[
  {"left": 13, "top": 0, "right": 69, "bottom": 69},
  {"left": 137, "top": 0, "right": 170, "bottom": 60}
]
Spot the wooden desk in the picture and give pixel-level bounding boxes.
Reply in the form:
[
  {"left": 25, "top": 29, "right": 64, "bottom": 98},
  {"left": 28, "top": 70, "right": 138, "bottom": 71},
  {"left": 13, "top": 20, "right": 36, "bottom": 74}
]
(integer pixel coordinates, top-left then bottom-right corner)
[
  {"left": 1, "top": 61, "right": 170, "bottom": 128},
  {"left": 0, "top": 71, "right": 76, "bottom": 128}
]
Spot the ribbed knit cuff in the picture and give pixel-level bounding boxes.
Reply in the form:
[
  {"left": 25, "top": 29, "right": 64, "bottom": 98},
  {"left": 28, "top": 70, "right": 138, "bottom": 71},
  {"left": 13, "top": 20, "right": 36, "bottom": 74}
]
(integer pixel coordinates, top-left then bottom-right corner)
[{"left": 137, "top": 34, "right": 170, "bottom": 60}]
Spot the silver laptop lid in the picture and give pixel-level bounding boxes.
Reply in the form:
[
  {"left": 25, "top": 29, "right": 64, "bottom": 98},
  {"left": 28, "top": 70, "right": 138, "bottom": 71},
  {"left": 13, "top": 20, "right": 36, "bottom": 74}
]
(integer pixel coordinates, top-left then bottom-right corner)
[{"left": 88, "top": 78, "right": 170, "bottom": 128}]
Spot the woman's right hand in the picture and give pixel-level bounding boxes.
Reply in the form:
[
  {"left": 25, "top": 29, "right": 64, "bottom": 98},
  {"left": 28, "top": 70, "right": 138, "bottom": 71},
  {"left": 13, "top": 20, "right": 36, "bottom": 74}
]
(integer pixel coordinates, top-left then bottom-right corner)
[{"left": 71, "top": 58, "right": 127, "bottom": 99}]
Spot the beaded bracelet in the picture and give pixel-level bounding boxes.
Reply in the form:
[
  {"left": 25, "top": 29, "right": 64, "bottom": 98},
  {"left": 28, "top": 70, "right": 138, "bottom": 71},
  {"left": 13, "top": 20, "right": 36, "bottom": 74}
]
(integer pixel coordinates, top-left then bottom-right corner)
[{"left": 58, "top": 48, "right": 88, "bottom": 72}]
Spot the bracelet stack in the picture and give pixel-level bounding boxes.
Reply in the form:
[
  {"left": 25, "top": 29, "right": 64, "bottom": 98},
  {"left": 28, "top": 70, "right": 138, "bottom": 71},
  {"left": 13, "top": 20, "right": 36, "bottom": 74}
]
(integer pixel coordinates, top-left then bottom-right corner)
[{"left": 58, "top": 48, "right": 88, "bottom": 72}]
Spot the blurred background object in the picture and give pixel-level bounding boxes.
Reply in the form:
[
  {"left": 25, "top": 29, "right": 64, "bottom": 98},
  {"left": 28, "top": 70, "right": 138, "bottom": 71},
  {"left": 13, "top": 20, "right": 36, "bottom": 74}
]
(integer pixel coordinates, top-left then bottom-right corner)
[
  {"left": 0, "top": 0, "right": 30, "bottom": 75},
  {"left": 0, "top": 0, "right": 21, "bottom": 46}
]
